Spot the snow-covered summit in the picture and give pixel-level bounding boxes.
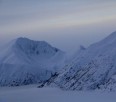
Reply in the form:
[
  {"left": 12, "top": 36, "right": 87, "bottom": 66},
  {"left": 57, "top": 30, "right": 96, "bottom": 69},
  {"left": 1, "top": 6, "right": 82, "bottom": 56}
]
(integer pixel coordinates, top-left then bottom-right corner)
[
  {"left": 14, "top": 37, "right": 59, "bottom": 56},
  {"left": 0, "top": 37, "right": 66, "bottom": 86},
  {"left": 0, "top": 37, "right": 61, "bottom": 65}
]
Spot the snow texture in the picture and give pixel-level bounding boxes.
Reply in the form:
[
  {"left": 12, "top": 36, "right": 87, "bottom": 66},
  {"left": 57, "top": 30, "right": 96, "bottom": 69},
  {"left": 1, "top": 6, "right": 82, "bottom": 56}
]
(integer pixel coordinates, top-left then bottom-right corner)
[
  {"left": 46, "top": 31, "right": 116, "bottom": 91},
  {"left": 0, "top": 37, "right": 66, "bottom": 86}
]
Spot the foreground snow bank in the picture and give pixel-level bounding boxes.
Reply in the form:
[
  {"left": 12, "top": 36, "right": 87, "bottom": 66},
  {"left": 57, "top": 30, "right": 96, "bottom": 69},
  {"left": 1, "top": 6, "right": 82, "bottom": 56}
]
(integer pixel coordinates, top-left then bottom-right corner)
[{"left": 0, "top": 85, "right": 116, "bottom": 102}]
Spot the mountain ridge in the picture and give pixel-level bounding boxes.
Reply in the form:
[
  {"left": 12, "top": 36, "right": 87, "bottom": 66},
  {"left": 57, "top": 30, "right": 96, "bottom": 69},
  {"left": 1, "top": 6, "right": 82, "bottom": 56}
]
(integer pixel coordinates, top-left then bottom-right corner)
[
  {"left": 44, "top": 31, "right": 116, "bottom": 91},
  {"left": 0, "top": 37, "right": 66, "bottom": 86}
]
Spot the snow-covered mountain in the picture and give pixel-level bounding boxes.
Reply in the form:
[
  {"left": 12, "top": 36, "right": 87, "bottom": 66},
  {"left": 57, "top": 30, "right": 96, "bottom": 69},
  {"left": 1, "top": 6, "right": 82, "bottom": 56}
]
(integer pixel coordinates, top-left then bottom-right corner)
[
  {"left": 0, "top": 37, "right": 66, "bottom": 86},
  {"left": 45, "top": 31, "right": 116, "bottom": 91}
]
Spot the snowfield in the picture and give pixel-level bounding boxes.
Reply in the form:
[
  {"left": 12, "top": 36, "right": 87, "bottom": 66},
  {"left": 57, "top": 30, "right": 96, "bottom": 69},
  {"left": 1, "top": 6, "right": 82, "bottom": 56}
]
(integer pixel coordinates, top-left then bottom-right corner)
[
  {"left": 47, "top": 31, "right": 116, "bottom": 91},
  {"left": 0, "top": 85, "right": 116, "bottom": 102},
  {"left": 0, "top": 37, "right": 67, "bottom": 86}
]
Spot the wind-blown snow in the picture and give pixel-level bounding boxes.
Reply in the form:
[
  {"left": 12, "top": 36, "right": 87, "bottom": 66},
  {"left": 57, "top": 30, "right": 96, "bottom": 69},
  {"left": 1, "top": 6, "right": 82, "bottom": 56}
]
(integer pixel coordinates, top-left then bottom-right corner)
[{"left": 0, "top": 37, "right": 66, "bottom": 86}]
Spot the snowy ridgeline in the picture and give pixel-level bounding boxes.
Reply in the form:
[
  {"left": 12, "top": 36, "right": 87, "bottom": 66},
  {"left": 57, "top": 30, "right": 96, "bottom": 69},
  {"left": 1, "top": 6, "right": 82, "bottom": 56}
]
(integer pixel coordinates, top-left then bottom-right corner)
[
  {"left": 1, "top": 31, "right": 116, "bottom": 91},
  {"left": 0, "top": 37, "right": 67, "bottom": 86},
  {"left": 42, "top": 31, "right": 116, "bottom": 91}
]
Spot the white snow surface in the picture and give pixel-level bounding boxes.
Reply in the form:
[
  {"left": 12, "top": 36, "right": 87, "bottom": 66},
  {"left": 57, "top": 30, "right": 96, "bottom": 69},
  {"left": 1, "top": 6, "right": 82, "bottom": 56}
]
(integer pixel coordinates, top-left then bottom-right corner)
[
  {"left": 0, "top": 85, "right": 116, "bottom": 102},
  {"left": 0, "top": 37, "right": 67, "bottom": 86},
  {"left": 47, "top": 31, "right": 116, "bottom": 91}
]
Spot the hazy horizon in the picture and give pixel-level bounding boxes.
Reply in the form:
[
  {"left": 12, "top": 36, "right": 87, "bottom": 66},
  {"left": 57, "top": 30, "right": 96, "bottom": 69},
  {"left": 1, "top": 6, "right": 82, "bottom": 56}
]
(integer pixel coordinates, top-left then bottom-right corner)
[{"left": 0, "top": 0, "right": 116, "bottom": 53}]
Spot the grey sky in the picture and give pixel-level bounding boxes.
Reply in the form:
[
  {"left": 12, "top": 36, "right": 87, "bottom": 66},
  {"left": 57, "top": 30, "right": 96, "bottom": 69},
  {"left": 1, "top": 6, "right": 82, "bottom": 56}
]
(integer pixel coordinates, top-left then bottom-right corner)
[{"left": 0, "top": 0, "right": 116, "bottom": 53}]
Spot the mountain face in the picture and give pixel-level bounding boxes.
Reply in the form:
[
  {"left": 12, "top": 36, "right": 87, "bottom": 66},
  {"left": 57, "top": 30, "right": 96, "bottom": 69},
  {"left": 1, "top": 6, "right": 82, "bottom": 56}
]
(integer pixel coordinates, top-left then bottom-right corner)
[
  {"left": 0, "top": 37, "right": 66, "bottom": 86},
  {"left": 45, "top": 31, "right": 116, "bottom": 91}
]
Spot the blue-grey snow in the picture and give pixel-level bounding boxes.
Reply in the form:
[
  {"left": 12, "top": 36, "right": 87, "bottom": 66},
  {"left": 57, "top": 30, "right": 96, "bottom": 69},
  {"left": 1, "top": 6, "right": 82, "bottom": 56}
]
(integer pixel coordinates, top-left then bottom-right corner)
[
  {"left": 0, "top": 85, "right": 116, "bottom": 102},
  {"left": 1, "top": 31, "right": 116, "bottom": 92},
  {"left": 44, "top": 31, "right": 116, "bottom": 91},
  {"left": 0, "top": 37, "right": 66, "bottom": 86}
]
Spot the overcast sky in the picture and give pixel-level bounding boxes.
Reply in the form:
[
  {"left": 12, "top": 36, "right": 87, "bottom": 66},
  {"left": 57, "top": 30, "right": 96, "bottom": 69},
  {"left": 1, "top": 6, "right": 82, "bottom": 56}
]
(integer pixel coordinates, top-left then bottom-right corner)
[{"left": 0, "top": 0, "right": 116, "bottom": 53}]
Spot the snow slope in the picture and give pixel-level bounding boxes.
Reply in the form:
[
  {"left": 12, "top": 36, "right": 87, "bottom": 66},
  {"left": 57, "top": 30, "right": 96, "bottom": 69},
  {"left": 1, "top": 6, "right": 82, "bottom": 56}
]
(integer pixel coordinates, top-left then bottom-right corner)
[
  {"left": 0, "top": 37, "right": 66, "bottom": 86},
  {"left": 46, "top": 31, "right": 116, "bottom": 91},
  {"left": 0, "top": 85, "right": 116, "bottom": 102}
]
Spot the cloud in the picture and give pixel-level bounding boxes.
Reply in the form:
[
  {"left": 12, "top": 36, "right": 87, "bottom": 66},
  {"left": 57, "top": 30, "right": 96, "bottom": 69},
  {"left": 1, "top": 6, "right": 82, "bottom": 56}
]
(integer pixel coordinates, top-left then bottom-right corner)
[{"left": 0, "top": 0, "right": 116, "bottom": 53}]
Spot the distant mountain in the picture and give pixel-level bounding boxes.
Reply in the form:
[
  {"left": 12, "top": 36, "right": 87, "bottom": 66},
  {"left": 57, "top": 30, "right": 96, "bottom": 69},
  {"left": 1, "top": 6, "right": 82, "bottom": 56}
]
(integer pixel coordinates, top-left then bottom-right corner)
[
  {"left": 0, "top": 37, "right": 66, "bottom": 86},
  {"left": 45, "top": 31, "right": 116, "bottom": 91}
]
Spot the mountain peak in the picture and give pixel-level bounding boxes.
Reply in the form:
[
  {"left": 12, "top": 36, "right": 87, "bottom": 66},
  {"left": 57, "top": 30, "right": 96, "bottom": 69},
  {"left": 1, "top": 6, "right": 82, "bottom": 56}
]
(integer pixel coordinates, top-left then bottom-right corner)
[
  {"left": 13, "top": 37, "right": 60, "bottom": 56},
  {"left": 0, "top": 37, "right": 66, "bottom": 86},
  {"left": 15, "top": 37, "right": 49, "bottom": 46}
]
